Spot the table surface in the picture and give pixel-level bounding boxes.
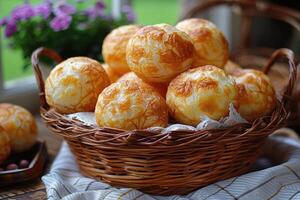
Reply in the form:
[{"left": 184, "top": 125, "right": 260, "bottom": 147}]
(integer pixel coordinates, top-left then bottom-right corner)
[{"left": 0, "top": 117, "right": 63, "bottom": 200}]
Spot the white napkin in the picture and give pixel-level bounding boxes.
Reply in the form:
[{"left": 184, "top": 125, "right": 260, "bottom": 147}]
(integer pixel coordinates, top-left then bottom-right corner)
[
  {"left": 66, "top": 104, "right": 248, "bottom": 131},
  {"left": 42, "top": 141, "right": 300, "bottom": 200}
]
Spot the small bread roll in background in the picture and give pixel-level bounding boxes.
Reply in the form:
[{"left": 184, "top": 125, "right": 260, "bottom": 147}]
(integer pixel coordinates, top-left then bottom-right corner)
[
  {"left": 224, "top": 60, "right": 243, "bottom": 76},
  {"left": 235, "top": 69, "right": 276, "bottom": 122},
  {"left": 102, "top": 25, "right": 141, "bottom": 75},
  {"left": 102, "top": 63, "right": 121, "bottom": 83},
  {"left": 176, "top": 18, "right": 229, "bottom": 68},
  {"left": 126, "top": 23, "right": 195, "bottom": 83},
  {"left": 45, "top": 57, "right": 110, "bottom": 114},
  {"left": 0, "top": 126, "right": 11, "bottom": 165},
  {"left": 95, "top": 80, "right": 168, "bottom": 130},
  {"left": 118, "top": 72, "right": 168, "bottom": 98},
  {"left": 0, "top": 104, "right": 37, "bottom": 153},
  {"left": 167, "top": 65, "right": 237, "bottom": 126}
]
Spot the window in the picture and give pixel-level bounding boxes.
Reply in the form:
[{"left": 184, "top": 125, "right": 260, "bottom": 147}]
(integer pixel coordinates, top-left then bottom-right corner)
[
  {"left": 0, "top": 0, "right": 47, "bottom": 112},
  {"left": 0, "top": 0, "right": 37, "bottom": 83}
]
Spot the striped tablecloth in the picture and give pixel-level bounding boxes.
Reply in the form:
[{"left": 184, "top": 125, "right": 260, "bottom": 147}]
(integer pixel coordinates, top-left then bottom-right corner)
[{"left": 42, "top": 138, "right": 300, "bottom": 200}]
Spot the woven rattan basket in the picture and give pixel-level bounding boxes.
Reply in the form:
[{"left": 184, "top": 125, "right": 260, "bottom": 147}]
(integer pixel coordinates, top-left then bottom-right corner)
[{"left": 32, "top": 47, "right": 297, "bottom": 195}]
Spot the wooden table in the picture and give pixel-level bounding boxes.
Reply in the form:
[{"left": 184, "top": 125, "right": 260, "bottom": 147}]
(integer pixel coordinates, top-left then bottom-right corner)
[{"left": 0, "top": 117, "right": 63, "bottom": 200}]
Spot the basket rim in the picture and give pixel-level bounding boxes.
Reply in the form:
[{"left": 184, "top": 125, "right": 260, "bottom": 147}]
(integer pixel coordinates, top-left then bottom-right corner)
[{"left": 39, "top": 99, "right": 288, "bottom": 145}]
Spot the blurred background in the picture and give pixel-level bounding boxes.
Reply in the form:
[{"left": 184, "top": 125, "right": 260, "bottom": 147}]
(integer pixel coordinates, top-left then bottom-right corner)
[
  {"left": 0, "top": 0, "right": 180, "bottom": 83},
  {"left": 0, "top": 0, "right": 299, "bottom": 113},
  {"left": 0, "top": 0, "right": 177, "bottom": 111}
]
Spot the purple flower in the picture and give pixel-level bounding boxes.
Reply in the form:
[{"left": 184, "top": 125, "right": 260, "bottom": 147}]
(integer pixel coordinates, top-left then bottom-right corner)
[
  {"left": 5, "top": 19, "right": 17, "bottom": 37},
  {"left": 85, "top": 1, "right": 106, "bottom": 19},
  {"left": 54, "top": 3, "right": 75, "bottom": 16},
  {"left": 95, "top": 1, "right": 105, "bottom": 10},
  {"left": 34, "top": 3, "right": 51, "bottom": 19},
  {"left": 85, "top": 7, "right": 103, "bottom": 18},
  {"left": 0, "top": 17, "right": 8, "bottom": 26},
  {"left": 50, "top": 15, "right": 72, "bottom": 31},
  {"left": 122, "top": 5, "right": 135, "bottom": 22},
  {"left": 126, "top": 12, "right": 136, "bottom": 22},
  {"left": 11, "top": 4, "right": 35, "bottom": 21}
]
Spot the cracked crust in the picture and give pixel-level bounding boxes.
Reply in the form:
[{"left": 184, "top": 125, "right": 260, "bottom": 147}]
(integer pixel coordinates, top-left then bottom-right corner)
[
  {"left": 45, "top": 57, "right": 110, "bottom": 114},
  {"left": 166, "top": 65, "right": 237, "bottom": 126},
  {"left": 118, "top": 72, "right": 168, "bottom": 98},
  {"left": 102, "top": 25, "right": 142, "bottom": 75},
  {"left": 176, "top": 18, "right": 229, "bottom": 68},
  {"left": 126, "top": 24, "right": 195, "bottom": 83},
  {"left": 0, "top": 104, "right": 37, "bottom": 153},
  {"left": 95, "top": 80, "right": 168, "bottom": 130},
  {"left": 234, "top": 69, "right": 276, "bottom": 121}
]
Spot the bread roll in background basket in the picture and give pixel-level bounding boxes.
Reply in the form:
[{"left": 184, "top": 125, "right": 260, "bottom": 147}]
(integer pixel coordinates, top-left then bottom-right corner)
[
  {"left": 231, "top": 49, "right": 300, "bottom": 131},
  {"left": 31, "top": 46, "right": 297, "bottom": 195}
]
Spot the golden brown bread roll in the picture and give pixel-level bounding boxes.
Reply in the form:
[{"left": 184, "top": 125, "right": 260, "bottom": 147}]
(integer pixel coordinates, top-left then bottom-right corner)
[
  {"left": 126, "top": 23, "right": 195, "bottom": 83},
  {"left": 102, "top": 25, "right": 141, "bottom": 75},
  {"left": 0, "top": 104, "right": 37, "bottom": 153},
  {"left": 118, "top": 72, "right": 168, "bottom": 98},
  {"left": 102, "top": 63, "right": 121, "bottom": 83},
  {"left": 95, "top": 80, "right": 168, "bottom": 130},
  {"left": 0, "top": 126, "right": 10, "bottom": 164},
  {"left": 45, "top": 57, "right": 110, "bottom": 114},
  {"left": 176, "top": 18, "right": 229, "bottom": 68},
  {"left": 234, "top": 69, "right": 276, "bottom": 121},
  {"left": 224, "top": 60, "right": 243, "bottom": 76},
  {"left": 166, "top": 65, "right": 237, "bottom": 126}
]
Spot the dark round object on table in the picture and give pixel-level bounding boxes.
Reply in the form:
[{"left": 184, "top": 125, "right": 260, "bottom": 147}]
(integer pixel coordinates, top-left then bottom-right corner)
[
  {"left": 19, "top": 160, "right": 29, "bottom": 168},
  {"left": 250, "top": 158, "right": 273, "bottom": 171},
  {"left": 6, "top": 163, "right": 18, "bottom": 171}
]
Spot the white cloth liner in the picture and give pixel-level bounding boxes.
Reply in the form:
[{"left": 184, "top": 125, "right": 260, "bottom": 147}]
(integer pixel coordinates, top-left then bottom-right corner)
[{"left": 67, "top": 104, "right": 248, "bottom": 131}]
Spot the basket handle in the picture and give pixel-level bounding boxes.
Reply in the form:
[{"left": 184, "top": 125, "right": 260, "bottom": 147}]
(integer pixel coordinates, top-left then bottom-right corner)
[
  {"left": 31, "top": 47, "right": 63, "bottom": 109},
  {"left": 262, "top": 48, "right": 297, "bottom": 107}
]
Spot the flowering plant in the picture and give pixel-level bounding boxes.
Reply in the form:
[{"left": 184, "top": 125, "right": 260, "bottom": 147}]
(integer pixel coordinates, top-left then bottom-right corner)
[{"left": 0, "top": 0, "right": 135, "bottom": 68}]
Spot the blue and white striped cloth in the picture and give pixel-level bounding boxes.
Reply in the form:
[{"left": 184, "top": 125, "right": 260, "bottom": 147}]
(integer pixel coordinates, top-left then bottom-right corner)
[{"left": 42, "top": 139, "right": 300, "bottom": 200}]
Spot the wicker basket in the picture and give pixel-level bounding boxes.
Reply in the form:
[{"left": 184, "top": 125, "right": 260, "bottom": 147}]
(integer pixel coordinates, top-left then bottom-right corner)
[{"left": 31, "top": 47, "right": 297, "bottom": 195}]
